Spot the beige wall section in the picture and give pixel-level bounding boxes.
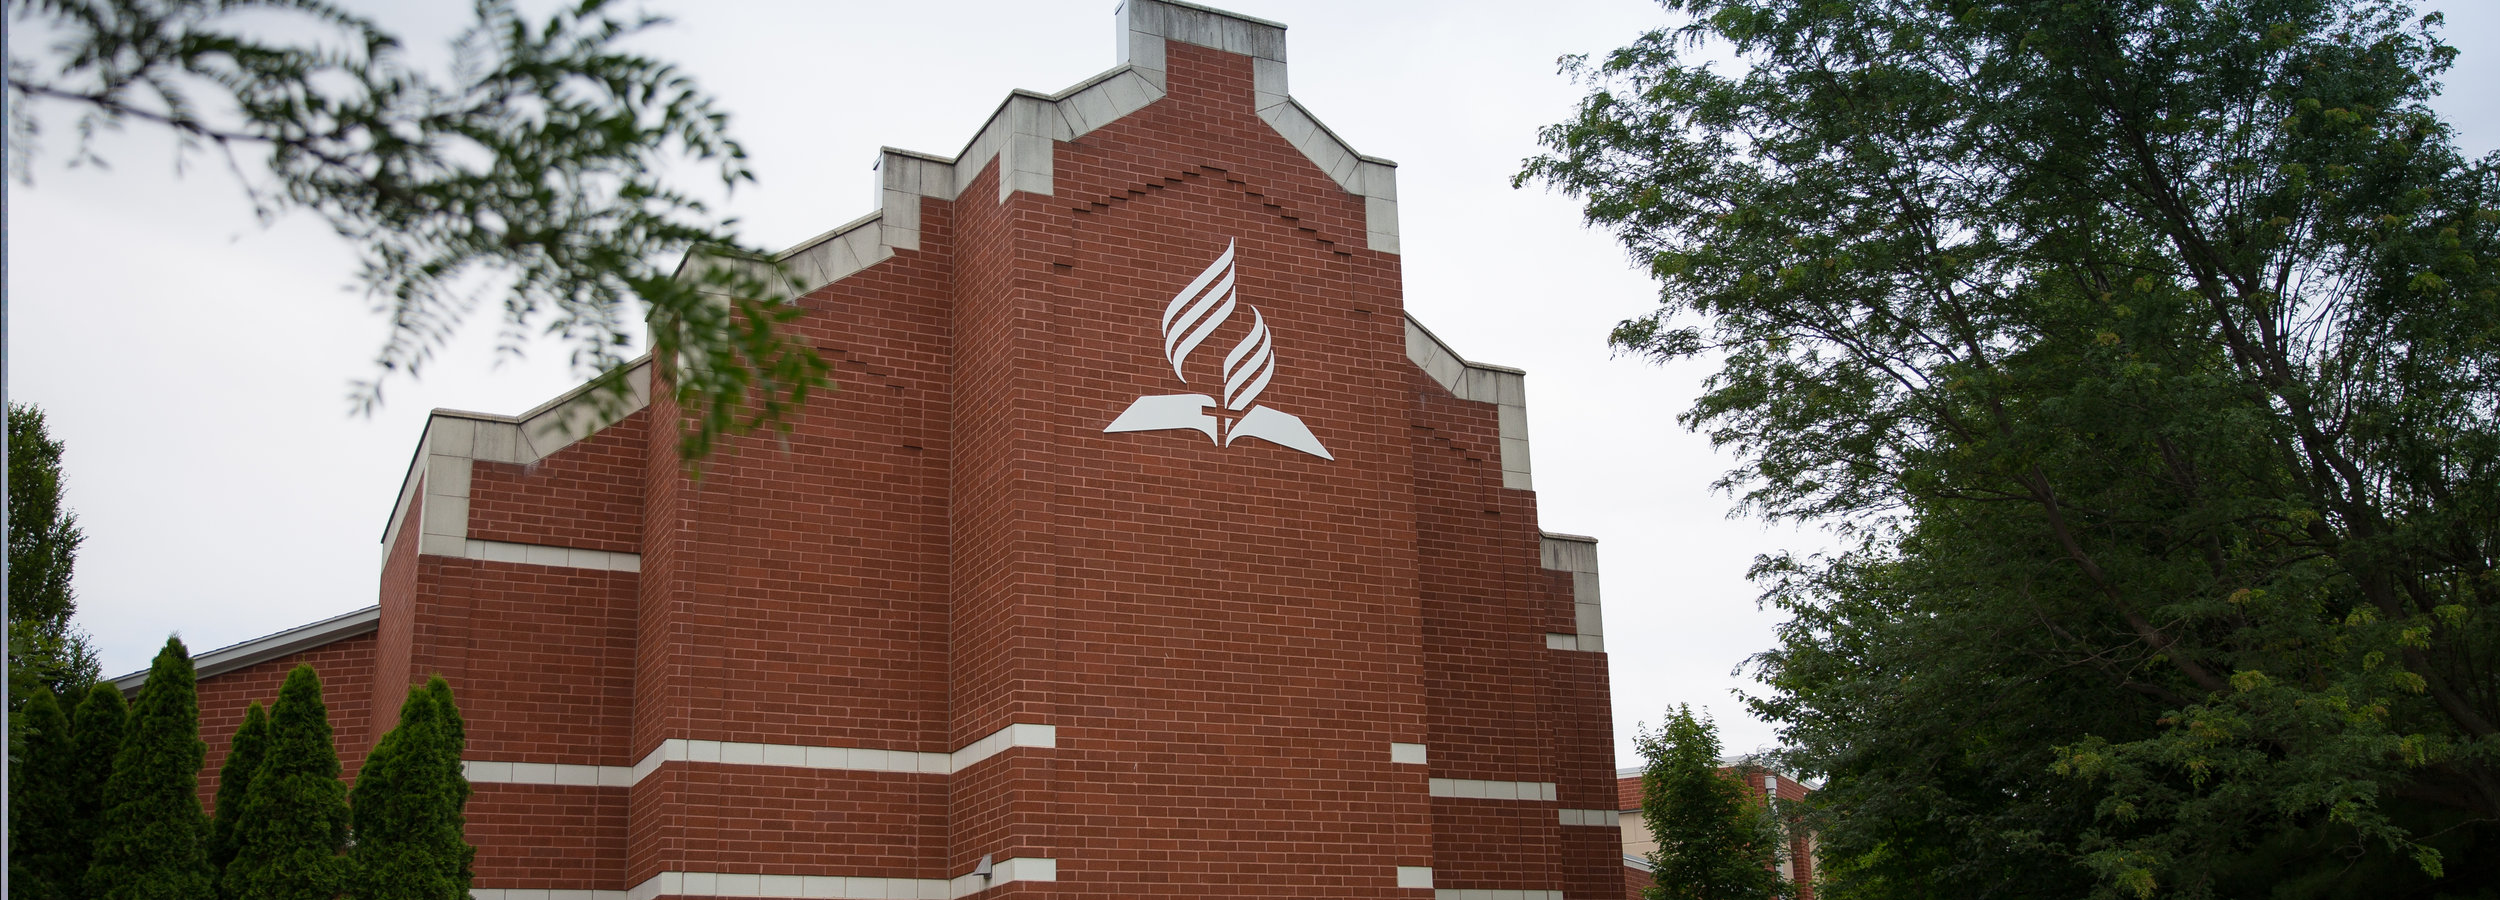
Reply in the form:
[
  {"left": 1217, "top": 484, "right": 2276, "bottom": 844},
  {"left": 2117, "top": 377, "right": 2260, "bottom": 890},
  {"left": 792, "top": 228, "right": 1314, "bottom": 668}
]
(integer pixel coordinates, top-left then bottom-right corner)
[
  {"left": 378, "top": 358, "right": 651, "bottom": 571},
  {"left": 1622, "top": 810, "right": 1657, "bottom": 860}
]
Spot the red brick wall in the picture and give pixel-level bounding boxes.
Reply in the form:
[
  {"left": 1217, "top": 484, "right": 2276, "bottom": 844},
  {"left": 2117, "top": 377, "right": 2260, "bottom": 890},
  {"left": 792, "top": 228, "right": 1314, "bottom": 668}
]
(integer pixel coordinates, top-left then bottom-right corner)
[
  {"left": 372, "top": 478, "right": 421, "bottom": 757},
  {"left": 289, "top": 18, "right": 1622, "bottom": 898},
  {"left": 469, "top": 783, "right": 628, "bottom": 890},
  {"left": 195, "top": 631, "right": 378, "bottom": 810},
  {"left": 401, "top": 558, "right": 636, "bottom": 767},
  {"left": 628, "top": 187, "right": 959, "bottom": 885},
  {"left": 467, "top": 409, "right": 647, "bottom": 553},
  {"left": 933, "top": 41, "right": 1448, "bottom": 895}
]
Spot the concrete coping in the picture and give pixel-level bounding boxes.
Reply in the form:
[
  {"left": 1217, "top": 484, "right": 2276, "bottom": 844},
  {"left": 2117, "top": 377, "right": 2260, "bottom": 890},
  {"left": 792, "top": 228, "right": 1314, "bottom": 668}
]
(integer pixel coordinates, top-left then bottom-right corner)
[
  {"left": 378, "top": 357, "right": 651, "bottom": 561},
  {"left": 1135, "top": 0, "right": 1287, "bottom": 31}
]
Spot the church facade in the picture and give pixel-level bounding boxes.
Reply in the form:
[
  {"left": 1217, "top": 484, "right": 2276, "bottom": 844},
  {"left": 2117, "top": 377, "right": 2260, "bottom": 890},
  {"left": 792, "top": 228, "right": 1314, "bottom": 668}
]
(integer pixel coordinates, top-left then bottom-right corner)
[{"left": 164, "top": 3, "right": 1624, "bottom": 896}]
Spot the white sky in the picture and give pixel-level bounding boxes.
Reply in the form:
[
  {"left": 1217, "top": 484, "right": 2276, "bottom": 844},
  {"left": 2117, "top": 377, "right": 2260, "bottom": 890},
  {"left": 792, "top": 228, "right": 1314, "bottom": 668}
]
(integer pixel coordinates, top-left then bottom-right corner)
[{"left": 9, "top": 1, "right": 2496, "bottom": 770}]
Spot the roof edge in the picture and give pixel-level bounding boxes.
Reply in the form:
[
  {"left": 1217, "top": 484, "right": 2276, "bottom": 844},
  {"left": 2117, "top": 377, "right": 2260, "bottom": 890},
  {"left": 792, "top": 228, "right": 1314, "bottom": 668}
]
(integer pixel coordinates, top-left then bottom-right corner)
[{"left": 112, "top": 605, "right": 382, "bottom": 693}]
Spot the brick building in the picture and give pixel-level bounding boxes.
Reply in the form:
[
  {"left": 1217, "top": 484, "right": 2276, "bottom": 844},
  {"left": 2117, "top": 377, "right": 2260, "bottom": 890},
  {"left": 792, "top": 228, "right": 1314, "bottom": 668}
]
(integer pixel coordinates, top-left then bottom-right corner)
[
  {"left": 1616, "top": 769, "right": 1818, "bottom": 899},
  {"left": 136, "top": 3, "right": 1625, "bottom": 897}
]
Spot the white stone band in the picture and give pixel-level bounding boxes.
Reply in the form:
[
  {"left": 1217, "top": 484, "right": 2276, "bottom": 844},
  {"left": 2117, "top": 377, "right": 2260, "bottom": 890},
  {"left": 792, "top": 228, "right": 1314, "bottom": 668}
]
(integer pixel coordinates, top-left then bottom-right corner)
[
  {"left": 467, "top": 859, "right": 1059, "bottom": 900},
  {"left": 444, "top": 538, "right": 641, "bottom": 573},
  {"left": 463, "top": 723, "right": 1057, "bottom": 789},
  {"left": 1559, "top": 808, "right": 1621, "bottom": 827},
  {"left": 1428, "top": 778, "right": 1559, "bottom": 802}
]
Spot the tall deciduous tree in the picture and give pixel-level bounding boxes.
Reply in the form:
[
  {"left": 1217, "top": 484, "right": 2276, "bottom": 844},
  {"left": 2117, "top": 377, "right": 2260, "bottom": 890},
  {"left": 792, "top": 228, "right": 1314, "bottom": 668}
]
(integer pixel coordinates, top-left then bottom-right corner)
[
  {"left": 68, "top": 680, "right": 130, "bottom": 886},
  {"left": 7, "top": 402, "right": 98, "bottom": 707},
  {"left": 1522, "top": 0, "right": 2498, "bottom": 896},
  {"left": 85, "top": 638, "right": 213, "bottom": 900},
  {"left": 208, "top": 700, "right": 272, "bottom": 889},
  {"left": 5, "top": 0, "right": 826, "bottom": 457},
  {"left": 223, "top": 665, "right": 349, "bottom": 900},
  {"left": 10, "top": 689, "right": 82, "bottom": 900},
  {"left": 1637, "top": 706, "right": 1788, "bottom": 900},
  {"left": 351, "top": 677, "right": 475, "bottom": 900}
]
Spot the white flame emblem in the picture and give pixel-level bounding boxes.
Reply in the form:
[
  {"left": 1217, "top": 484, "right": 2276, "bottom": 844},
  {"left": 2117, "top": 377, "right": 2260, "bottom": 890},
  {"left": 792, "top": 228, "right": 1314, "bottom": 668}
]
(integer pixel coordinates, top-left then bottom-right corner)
[{"left": 1105, "top": 240, "right": 1333, "bottom": 460}]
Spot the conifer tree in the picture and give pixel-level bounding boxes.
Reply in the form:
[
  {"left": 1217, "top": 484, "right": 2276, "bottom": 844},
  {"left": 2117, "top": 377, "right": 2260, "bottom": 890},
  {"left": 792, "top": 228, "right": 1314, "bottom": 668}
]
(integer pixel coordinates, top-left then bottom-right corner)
[
  {"left": 208, "top": 701, "right": 273, "bottom": 887},
  {"left": 223, "top": 665, "right": 349, "bottom": 900},
  {"left": 68, "top": 681, "right": 130, "bottom": 885},
  {"left": 426, "top": 676, "right": 477, "bottom": 888},
  {"left": 351, "top": 677, "right": 476, "bottom": 900},
  {"left": 10, "top": 689, "right": 81, "bottom": 900},
  {"left": 84, "top": 638, "right": 213, "bottom": 900}
]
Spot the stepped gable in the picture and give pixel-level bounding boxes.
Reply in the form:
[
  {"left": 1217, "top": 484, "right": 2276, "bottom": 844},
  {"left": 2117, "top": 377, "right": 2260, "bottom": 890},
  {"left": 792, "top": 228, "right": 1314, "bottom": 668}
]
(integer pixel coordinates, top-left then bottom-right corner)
[{"left": 169, "top": 3, "right": 1621, "bottom": 897}]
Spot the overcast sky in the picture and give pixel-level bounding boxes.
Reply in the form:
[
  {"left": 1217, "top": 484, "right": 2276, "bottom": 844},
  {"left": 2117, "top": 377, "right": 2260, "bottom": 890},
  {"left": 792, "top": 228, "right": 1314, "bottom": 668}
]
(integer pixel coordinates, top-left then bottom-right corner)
[{"left": 9, "top": 1, "right": 2495, "bottom": 769}]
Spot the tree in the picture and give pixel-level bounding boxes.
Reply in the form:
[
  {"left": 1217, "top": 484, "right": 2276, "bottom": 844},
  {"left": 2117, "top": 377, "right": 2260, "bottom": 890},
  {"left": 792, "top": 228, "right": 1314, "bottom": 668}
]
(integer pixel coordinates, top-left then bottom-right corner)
[
  {"left": 9, "top": 689, "right": 82, "bottom": 900},
  {"left": 1637, "top": 705, "right": 1788, "bottom": 900},
  {"left": 207, "top": 700, "right": 272, "bottom": 889},
  {"left": 426, "top": 674, "right": 476, "bottom": 889},
  {"left": 8, "top": 402, "right": 98, "bottom": 708},
  {"left": 1521, "top": 0, "right": 2498, "bottom": 897},
  {"left": 223, "top": 665, "right": 350, "bottom": 900},
  {"left": 350, "top": 676, "right": 475, "bottom": 900},
  {"left": 85, "top": 637, "right": 213, "bottom": 900},
  {"left": 67, "top": 680, "right": 130, "bottom": 887},
  {"left": 5, "top": 0, "right": 827, "bottom": 457}
]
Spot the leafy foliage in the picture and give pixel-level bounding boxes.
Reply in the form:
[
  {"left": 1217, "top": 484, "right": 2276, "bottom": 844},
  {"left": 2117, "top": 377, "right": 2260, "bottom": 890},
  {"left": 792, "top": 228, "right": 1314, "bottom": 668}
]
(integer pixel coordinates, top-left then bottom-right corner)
[
  {"left": 350, "top": 676, "right": 476, "bottom": 900},
  {"left": 1638, "top": 705, "right": 1789, "bottom": 900},
  {"left": 8, "top": 402, "right": 98, "bottom": 707},
  {"left": 85, "top": 638, "right": 212, "bottom": 900},
  {"left": 1523, "top": 0, "right": 2499, "bottom": 897},
  {"left": 208, "top": 700, "right": 272, "bottom": 889},
  {"left": 67, "top": 680, "right": 131, "bottom": 887},
  {"left": 223, "top": 665, "right": 349, "bottom": 900},
  {"left": 5, "top": 0, "right": 828, "bottom": 458},
  {"left": 10, "top": 689, "right": 83, "bottom": 900}
]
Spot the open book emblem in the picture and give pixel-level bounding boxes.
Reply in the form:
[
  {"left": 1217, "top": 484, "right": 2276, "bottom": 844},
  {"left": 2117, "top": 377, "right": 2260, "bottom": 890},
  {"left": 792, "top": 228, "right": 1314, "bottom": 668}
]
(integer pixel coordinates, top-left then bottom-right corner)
[{"left": 1104, "top": 240, "right": 1334, "bottom": 460}]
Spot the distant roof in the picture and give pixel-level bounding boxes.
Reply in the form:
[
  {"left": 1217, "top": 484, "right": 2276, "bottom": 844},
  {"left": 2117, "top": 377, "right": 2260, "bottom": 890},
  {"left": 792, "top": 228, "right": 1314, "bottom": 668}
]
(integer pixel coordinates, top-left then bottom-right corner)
[{"left": 110, "top": 605, "right": 380, "bottom": 693}]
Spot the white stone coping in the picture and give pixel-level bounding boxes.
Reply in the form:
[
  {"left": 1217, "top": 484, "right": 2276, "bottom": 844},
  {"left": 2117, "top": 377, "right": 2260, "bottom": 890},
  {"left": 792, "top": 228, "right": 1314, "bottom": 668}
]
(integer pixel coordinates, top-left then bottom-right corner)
[
  {"left": 1428, "top": 778, "right": 1559, "bottom": 802},
  {"left": 380, "top": 358, "right": 652, "bottom": 567},
  {"left": 1539, "top": 533, "right": 1605, "bottom": 653},
  {"left": 1405, "top": 316, "right": 1533, "bottom": 490},
  {"left": 463, "top": 723, "right": 1057, "bottom": 790},
  {"left": 720, "top": 0, "right": 1407, "bottom": 305}
]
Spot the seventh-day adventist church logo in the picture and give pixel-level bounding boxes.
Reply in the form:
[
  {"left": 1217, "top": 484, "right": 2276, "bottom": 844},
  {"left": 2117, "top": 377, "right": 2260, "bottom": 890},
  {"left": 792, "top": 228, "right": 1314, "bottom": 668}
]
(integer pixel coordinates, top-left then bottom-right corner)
[{"left": 1103, "top": 240, "right": 1334, "bottom": 460}]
